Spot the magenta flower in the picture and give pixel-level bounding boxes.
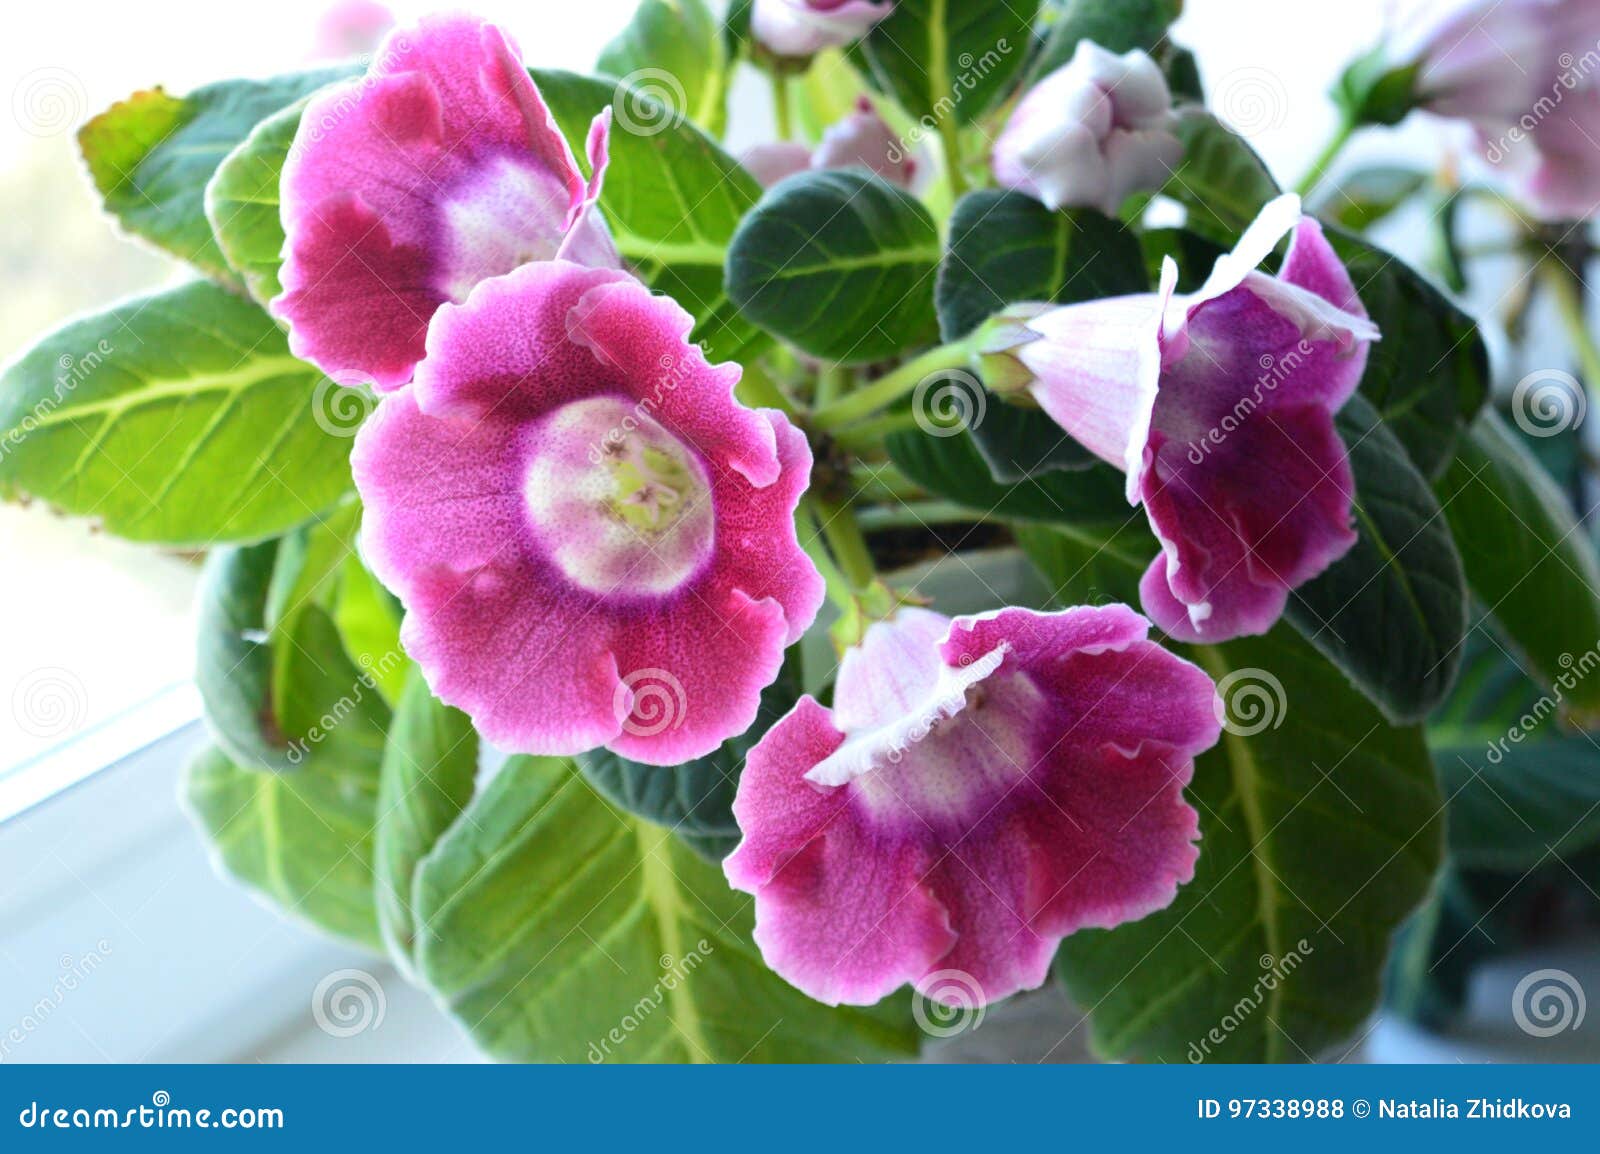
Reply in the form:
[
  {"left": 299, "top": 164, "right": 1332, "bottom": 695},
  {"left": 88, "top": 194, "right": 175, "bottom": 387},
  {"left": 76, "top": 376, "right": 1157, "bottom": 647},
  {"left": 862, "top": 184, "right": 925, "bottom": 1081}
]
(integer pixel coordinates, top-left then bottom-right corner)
[
  {"left": 750, "top": 0, "right": 892, "bottom": 58},
  {"left": 275, "top": 14, "right": 618, "bottom": 391},
  {"left": 992, "top": 40, "right": 1181, "bottom": 214},
  {"left": 1394, "top": 0, "right": 1600, "bottom": 219},
  {"left": 994, "top": 194, "right": 1377, "bottom": 642},
  {"left": 725, "top": 604, "right": 1219, "bottom": 1007},
  {"left": 351, "top": 260, "right": 823, "bottom": 766}
]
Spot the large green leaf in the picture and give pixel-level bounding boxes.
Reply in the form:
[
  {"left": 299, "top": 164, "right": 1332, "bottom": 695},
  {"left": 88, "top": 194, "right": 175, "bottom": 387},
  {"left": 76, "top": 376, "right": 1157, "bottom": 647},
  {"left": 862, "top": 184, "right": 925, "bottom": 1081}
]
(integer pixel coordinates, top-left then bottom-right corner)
[
  {"left": 1058, "top": 626, "right": 1442, "bottom": 1062},
  {"left": 1437, "top": 410, "right": 1600, "bottom": 721},
  {"left": 1163, "top": 110, "right": 1280, "bottom": 246},
  {"left": 1330, "top": 229, "right": 1489, "bottom": 478},
  {"left": 580, "top": 661, "right": 800, "bottom": 862},
  {"left": 376, "top": 676, "right": 479, "bottom": 969},
  {"left": 532, "top": 68, "right": 766, "bottom": 363},
  {"left": 727, "top": 169, "right": 939, "bottom": 362},
  {"left": 0, "top": 281, "right": 356, "bottom": 545},
  {"left": 857, "top": 0, "right": 1037, "bottom": 125},
  {"left": 1437, "top": 735, "right": 1600, "bottom": 871},
  {"left": 1285, "top": 395, "right": 1466, "bottom": 723},
  {"left": 1029, "top": 0, "right": 1182, "bottom": 79},
  {"left": 412, "top": 756, "right": 920, "bottom": 1063},
  {"left": 184, "top": 742, "right": 383, "bottom": 950},
  {"left": 1310, "top": 164, "right": 1430, "bottom": 232},
  {"left": 939, "top": 189, "right": 1146, "bottom": 480},
  {"left": 78, "top": 67, "right": 355, "bottom": 282},
  {"left": 205, "top": 100, "right": 304, "bottom": 306},
  {"left": 597, "top": 0, "right": 727, "bottom": 137}
]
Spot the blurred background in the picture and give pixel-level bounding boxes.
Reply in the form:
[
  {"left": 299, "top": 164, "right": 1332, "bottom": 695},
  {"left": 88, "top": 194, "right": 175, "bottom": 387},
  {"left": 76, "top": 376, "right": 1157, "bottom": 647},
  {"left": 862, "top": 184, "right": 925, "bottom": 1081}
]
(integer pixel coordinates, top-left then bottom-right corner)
[{"left": 0, "top": 0, "right": 1591, "bottom": 1062}]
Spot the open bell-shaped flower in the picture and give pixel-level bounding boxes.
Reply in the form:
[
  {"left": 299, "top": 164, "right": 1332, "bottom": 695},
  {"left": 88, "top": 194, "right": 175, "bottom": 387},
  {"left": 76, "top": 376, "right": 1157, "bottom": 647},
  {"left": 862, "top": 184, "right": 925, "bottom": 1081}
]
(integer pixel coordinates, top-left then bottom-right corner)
[
  {"left": 275, "top": 13, "right": 620, "bottom": 391},
  {"left": 982, "top": 194, "right": 1377, "bottom": 643},
  {"left": 725, "top": 604, "right": 1220, "bottom": 1007},
  {"left": 352, "top": 260, "right": 822, "bottom": 765}
]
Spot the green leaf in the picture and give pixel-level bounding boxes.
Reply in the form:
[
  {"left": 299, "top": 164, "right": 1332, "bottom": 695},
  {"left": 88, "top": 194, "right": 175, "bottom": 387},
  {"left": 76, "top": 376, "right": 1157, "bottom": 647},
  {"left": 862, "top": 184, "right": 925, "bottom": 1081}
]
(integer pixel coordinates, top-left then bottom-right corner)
[
  {"left": 1310, "top": 164, "right": 1430, "bottom": 232},
  {"left": 858, "top": 0, "right": 1037, "bottom": 125},
  {"left": 597, "top": 0, "right": 727, "bottom": 137},
  {"left": 0, "top": 281, "right": 356, "bottom": 546},
  {"left": 1437, "top": 410, "right": 1600, "bottom": 721},
  {"left": 1030, "top": 0, "right": 1182, "bottom": 79},
  {"left": 78, "top": 67, "right": 355, "bottom": 282},
  {"left": 196, "top": 522, "right": 396, "bottom": 773},
  {"left": 204, "top": 100, "right": 304, "bottom": 305},
  {"left": 1437, "top": 735, "right": 1600, "bottom": 871},
  {"left": 939, "top": 189, "right": 1147, "bottom": 479},
  {"left": 580, "top": 661, "right": 800, "bottom": 861},
  {"left": 1163, "top": 109, "right": 1281, "bottom": 246},
  {"left": 1015, "top": 521, "right": 1148, "bottom": 609},
  {"left": 1285, "top": 395, "right": 1466, "bottom": 724},
  {"left": 1330, "top": 230, "right": 1489, "bottom": 478},
  {"left": 727, "top": 169, "right": 940, "bottom": 362},
  {"left": 412, "top": 755, "right": 921, "bottom": 1063},
  {"left": 1058, "top": 626, "right": 1443, "bottom": 1062},
  {"left": 376, "top": 676, "right": 479, "bottom": 968},
  {"left": 184, "top": 742, "right": 382, "bottom": 950},
  {"left": 532, "top": 68, "right": 766, "bottom": 363}
]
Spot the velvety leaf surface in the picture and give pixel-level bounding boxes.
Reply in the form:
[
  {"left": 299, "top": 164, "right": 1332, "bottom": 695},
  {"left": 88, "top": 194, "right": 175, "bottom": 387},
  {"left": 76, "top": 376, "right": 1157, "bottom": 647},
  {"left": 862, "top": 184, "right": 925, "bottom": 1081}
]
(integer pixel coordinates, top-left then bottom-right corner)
[
  {"left": 858, "top": 0, "right": 1037, "bottom": 125},
  {"left": 597, "top": 0, "right": 727, "bottom": 137}
]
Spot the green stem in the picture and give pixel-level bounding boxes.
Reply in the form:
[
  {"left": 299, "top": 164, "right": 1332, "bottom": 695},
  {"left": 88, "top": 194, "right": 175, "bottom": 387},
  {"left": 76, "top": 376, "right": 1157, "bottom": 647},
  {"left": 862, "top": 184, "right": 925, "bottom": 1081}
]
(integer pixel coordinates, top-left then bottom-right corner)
[
  {"left": 814, "top": 365, "right": 849, "bottom": 408},
  {"left": 856, "top": 501, "right": 981, "bottom": 531},
  {"left": 796, "top": 503, "right": 857, "bottom": 613},
  {"left": 939, "top": 116, "right": 968, "bottom": 199},
  {"left": 734, "top": 360, "right": 801, "bottom": 418},
  {"left": 1294, "top": 115, "right": 1356, "bottom": 198},
  {"left": 1544, "top": 259, "right": 1600, "bottom": 389},
  {"left": 772, "top": 74, "right": 794, "bottom": 141},
  {"left": 811, "top": 340, "right": 976, "bottom": 431},
  {"left": 808, "top": 496, "right": 877, "bottom": 590}
]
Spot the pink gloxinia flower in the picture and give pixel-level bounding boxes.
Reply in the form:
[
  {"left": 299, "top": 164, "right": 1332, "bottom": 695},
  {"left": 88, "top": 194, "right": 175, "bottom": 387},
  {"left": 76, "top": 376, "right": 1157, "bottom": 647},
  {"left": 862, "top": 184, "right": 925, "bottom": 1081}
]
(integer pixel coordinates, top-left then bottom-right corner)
[
  {"left": 1394, "top": 0, "right": 1600, "bottom": 219},
  {"left": 992, "top": 40, "right": 1181, "bottom": 214},
  {"left": 993, "top": 194, "right": 1377, "bottom": 643},
  {"left": 275, "top": 14, "right": 619, "bottom": 391},
  {"left": 725, "top": 604, "right": 1220, "bottom": 1007},
  {"left": 351, "top": 260, "right": 823, "bottom": 766},
  {"left": 751, "top": 0, "right": 892, "bottom": 58}
]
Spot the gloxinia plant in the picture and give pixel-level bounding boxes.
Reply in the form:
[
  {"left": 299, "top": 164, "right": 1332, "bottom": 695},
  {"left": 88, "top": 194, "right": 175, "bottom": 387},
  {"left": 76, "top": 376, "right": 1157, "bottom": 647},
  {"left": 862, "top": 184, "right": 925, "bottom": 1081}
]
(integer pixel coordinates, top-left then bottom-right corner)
[{"left": 6, "top": 0, "right": 1600, "bottom": 1066}]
